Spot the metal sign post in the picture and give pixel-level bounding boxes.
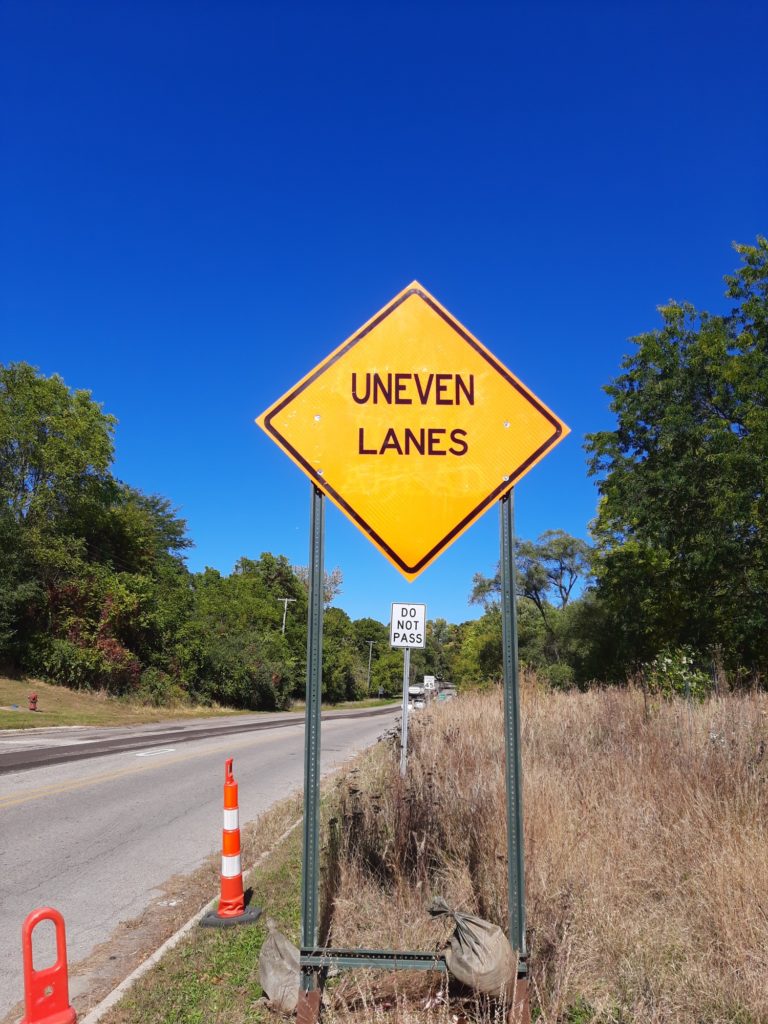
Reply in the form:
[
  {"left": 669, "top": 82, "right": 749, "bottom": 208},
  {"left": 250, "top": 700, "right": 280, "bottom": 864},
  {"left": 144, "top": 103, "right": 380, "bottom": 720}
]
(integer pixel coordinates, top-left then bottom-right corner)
[
  {"left": 390, "top": 602, "right": 425, "bottom": 779},
  {"left": 500, "top": 490, "right": 529, "bottom": 1014},
  {"left": 300, "top": 485, "right": 324, "bottom": 990},
  {"left": 400, "top": 647, "right": 411, "bottom": 777}
]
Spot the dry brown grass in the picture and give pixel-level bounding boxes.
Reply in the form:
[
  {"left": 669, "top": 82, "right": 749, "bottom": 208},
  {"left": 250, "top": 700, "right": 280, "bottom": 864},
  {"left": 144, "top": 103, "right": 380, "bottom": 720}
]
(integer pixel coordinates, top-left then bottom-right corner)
[{"left": 323, "top": 679, "right": 768, "bottom": 1023}]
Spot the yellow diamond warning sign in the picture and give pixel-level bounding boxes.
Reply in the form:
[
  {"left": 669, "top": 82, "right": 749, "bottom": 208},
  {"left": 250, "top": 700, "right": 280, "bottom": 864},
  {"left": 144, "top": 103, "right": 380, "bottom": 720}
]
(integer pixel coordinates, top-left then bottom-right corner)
[{"left": 257, "top": 282, "right": 569, "bottom": 579}]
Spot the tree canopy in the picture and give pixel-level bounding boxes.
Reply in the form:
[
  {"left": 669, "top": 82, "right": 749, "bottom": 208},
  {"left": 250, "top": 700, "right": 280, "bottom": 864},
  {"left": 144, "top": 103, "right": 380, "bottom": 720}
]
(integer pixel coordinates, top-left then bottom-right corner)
[{"left": 585, "top": 237, "right": 768, "bottom": 676}]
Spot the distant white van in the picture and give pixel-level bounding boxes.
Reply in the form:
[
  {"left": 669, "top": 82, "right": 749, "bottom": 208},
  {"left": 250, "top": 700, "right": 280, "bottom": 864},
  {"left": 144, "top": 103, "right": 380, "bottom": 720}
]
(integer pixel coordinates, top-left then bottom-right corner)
[{"left": 408, "top": 684, "right": 426, "bottom": 711}]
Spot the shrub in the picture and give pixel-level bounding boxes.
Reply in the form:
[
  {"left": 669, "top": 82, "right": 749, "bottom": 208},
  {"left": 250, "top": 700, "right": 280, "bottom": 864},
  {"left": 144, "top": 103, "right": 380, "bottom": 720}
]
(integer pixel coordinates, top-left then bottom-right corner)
[
  {"left": 136, "top": 666, "right": 187, "bottom": 707},
  {"left": 28, "top": 636, "right": 141, "bottom": 694},
  {"left": 542, "top": 661, "right": 575, "bottom": 690},
  {"left": 644, "top": 646, "right": 712, "bottom": 701},
  {"left": 28, "top": 637, "right": 103, "bottom": 690}
]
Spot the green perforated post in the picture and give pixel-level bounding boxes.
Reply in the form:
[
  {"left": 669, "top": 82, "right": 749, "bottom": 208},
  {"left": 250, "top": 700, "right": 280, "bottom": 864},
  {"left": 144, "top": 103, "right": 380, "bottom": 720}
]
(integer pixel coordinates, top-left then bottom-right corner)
[
  {"left": 300, "top": 485, "right": 324, "bottom": 992},
  {"left": 500, "top": 491, "right": 527, "bottom": 963}
]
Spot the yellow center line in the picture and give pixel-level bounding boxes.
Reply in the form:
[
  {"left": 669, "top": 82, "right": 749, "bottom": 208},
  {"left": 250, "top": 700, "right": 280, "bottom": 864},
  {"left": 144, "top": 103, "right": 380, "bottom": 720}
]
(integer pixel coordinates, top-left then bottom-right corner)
[{"left": 0, "top": 730, "right": 288, "bottom": 810}]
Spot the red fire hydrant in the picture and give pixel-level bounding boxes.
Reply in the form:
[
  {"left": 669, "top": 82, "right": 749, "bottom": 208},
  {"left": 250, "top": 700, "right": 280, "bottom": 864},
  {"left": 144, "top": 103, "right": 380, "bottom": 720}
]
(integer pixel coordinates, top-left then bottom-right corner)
[{"left": 28, "top": 693, "right": 38, "bottom": 712}]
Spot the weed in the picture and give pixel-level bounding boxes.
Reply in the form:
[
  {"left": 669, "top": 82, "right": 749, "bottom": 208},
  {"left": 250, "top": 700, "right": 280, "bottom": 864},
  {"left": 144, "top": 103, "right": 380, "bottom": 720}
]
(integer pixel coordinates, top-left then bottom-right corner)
[
  {"left": 323, "top": 683, "right": 768, "bottom": 1023},
  {"left": 95, "top": 683, "right": 768, "bottom": 1024}
]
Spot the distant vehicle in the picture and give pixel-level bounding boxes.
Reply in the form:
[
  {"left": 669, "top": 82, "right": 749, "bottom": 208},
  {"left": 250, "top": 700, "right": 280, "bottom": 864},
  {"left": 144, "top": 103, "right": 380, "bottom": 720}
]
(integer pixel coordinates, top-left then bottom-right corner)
[{"left": 412, "top": 698, "right": 426, "bottom": 710}]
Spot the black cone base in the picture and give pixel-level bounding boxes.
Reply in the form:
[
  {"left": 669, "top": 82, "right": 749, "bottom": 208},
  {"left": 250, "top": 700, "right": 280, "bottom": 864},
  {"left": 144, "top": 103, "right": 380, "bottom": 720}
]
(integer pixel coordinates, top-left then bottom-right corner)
[{"left": 200, "top": 904, "right": 262, "bottom": 928}]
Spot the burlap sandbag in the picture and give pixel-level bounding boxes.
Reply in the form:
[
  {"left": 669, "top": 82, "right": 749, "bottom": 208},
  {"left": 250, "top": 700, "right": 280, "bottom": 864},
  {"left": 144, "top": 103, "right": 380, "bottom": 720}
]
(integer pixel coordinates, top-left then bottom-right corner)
[
  {"left": 257, "top": 917, "right": 300, "bottom": 1014},
  {"left": 429, "top": 897, "right": 517, "bottom": 998}
]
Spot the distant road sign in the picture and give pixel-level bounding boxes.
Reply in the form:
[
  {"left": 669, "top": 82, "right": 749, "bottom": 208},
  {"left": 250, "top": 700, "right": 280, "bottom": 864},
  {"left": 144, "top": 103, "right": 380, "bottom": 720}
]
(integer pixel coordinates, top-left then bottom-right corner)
[
  {"left": 257, "top": 281, "right": 568, "bottom": 579},
  {"left": 390, "top": 603, "right": 426, "bottom": 649}
]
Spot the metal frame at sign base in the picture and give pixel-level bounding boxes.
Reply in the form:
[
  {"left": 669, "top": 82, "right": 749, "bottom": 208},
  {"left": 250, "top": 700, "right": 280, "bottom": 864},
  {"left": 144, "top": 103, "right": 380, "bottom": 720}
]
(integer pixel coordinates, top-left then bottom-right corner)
[{"left": 298, "top": 485, "right": 528, "bottom": 1017}]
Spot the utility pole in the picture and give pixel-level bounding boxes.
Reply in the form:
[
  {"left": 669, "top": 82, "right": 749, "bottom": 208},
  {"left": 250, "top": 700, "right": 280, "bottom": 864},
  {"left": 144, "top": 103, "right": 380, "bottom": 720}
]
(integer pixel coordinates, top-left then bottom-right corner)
[
  {"left": 278, "top": 597, "right": 296, "bottom": 635},
  {"left": 365, "top": 640, "right": 375, "bottom": 695}
]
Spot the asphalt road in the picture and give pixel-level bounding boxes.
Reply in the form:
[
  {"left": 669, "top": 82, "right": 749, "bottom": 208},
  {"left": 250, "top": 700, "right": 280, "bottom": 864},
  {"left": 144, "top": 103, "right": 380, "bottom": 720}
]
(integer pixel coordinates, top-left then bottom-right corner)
[{"left": 0, "top": 706, "right": 398, "bottom": 1019}]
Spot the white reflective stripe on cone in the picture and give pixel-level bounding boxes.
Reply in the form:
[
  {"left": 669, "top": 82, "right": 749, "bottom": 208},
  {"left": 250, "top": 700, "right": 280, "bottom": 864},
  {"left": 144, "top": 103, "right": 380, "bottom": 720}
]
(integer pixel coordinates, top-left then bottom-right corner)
[
  {"left": 221, "top": 854, "right": 242, "bottom": 878},
  {"left": 223, "top": 808, "right": 239, "bottom": 830}
]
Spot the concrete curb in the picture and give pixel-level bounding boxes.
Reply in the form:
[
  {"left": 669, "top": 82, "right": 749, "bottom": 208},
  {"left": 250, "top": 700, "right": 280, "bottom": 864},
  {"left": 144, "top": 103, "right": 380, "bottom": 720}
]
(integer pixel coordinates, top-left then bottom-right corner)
[{"left": 79, "top": 817, "right": 303, "bottom": 1024}]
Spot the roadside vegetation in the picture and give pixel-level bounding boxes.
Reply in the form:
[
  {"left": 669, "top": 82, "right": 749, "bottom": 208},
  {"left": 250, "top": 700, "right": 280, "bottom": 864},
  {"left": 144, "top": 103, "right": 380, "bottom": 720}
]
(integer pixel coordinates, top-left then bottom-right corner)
[
  {"left": 0, "top": 675, "right": 246, "bottom": 729},
  {"left": 323, "top": 682, "right": 768, "bottom": 1023},
  {"left": 91, "top": 680, "right": 768, "bottom": 1024},
  {"left": 0, "top": 675, "right": 400, "bottom": 730},
  {"left": 466, "top": 236, "right": 768, "bottom": 692},
  {"left": 97, "top": 797, "right": 304, "bottom": 1024}
]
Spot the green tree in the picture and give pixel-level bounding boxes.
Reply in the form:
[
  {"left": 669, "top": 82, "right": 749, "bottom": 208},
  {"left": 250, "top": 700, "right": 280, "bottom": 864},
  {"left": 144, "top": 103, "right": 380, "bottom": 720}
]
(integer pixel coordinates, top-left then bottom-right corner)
[
  {"left": 453, "top": 607, "right": 504, "bottom": 687},
  {"left": 0, "top": 362, "right": 116, "bottom": 527},
  {"left": 0, "top": 363, "right": 117, "bottom": 662},
  {"left": 177, "top": 557, "right": 301, "bottom": 709},
  {"left": 323, "top": 607, "right": 365, "bottom": 702},
  {"left": 351, "top": 616, "right": 389, "bottom": 695},
  {"left": 370, "top": 646, "right": 405, "bottom": 697},
  {"left": 0, "top": 362, "right": 200, "bottom": 690},
  {"left": 585, "top": 237, "right": 768, "bottom": 677},
  {"left": 424, "top": 617, "right": 462, "bottom": 681},
  {"left": 470, "top": 529, "right": 592, "bottom": 665}
]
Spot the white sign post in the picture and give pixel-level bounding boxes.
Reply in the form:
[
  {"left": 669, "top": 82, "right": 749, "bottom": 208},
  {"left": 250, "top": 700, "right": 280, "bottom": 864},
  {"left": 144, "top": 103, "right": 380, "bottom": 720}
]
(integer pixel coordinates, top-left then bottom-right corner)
[{"left": 390, "top": 603, "right": 426, "bottom": 776}]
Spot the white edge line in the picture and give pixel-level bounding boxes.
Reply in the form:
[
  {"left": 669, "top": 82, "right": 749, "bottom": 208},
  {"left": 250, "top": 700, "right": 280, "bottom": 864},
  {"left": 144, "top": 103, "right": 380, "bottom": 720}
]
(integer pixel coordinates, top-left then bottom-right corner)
[{"left": 78, "top": 816, "right": 303, "bottom": 1024}]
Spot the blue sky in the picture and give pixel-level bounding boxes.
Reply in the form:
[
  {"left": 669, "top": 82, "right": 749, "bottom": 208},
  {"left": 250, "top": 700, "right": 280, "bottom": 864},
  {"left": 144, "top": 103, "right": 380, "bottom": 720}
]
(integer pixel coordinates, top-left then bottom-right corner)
[{"left": 2, "top": 1, "right": 766, "bottom": 626}]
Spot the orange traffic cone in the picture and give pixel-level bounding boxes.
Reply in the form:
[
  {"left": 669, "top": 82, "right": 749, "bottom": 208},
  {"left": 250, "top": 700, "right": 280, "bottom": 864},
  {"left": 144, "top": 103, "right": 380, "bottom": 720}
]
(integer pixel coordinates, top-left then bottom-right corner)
[
  {"left": 201, "top": 758, "right": 262, "bottom": 927},
  {"left": 20, "top": 907, "right": 77, "bottom": 1024}
]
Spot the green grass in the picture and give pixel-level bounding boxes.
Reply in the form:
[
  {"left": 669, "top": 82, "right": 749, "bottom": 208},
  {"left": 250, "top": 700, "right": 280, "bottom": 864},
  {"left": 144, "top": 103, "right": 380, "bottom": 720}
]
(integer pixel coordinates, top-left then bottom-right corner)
[
  {"left": 0, "top": 676, "right": 399, "bottom": 731},
  {"left": 331, "top": 697, "right": 400, "bottom": 709},
  {"left": 0, "top": 676, "right": 245, "bottom": 730},
  {"left": 290, "top": 696, "right": 401, "bottom": 712},
  {"left": 562, "top": 998, "right": 612, "bottom": 1024},
  {"left": 104, "top": 821, "right": 303, "bottom": 1024}
]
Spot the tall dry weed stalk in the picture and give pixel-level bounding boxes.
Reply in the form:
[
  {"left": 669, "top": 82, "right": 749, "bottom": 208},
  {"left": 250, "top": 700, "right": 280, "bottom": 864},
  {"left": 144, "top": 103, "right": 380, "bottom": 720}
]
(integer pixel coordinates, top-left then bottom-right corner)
[{"left": 323, "top": 679, "right": 768, "bottom": 1023}]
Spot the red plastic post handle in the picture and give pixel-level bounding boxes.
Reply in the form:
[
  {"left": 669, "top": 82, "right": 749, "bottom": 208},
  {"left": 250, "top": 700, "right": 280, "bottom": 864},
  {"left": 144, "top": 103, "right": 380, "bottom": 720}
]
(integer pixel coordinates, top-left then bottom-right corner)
[{"left": 21, "top": 908, "right": 77, "bottom": 1024}]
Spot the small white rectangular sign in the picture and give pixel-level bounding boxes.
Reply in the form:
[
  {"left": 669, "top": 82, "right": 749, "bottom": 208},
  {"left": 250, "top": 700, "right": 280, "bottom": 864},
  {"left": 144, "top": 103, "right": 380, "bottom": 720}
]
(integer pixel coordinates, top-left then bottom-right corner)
[{"left": 390, "top": 603, "right": 426, "bottom": 649}]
